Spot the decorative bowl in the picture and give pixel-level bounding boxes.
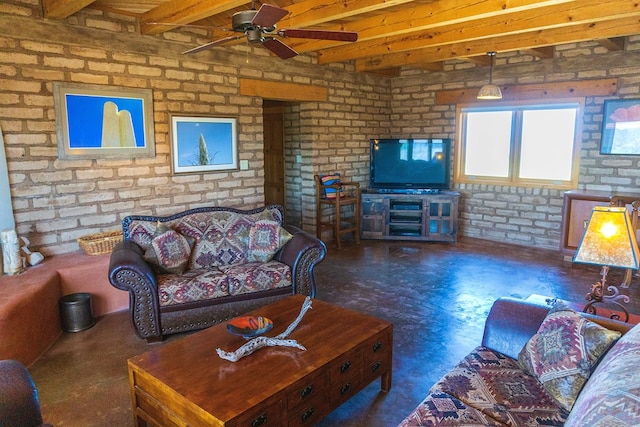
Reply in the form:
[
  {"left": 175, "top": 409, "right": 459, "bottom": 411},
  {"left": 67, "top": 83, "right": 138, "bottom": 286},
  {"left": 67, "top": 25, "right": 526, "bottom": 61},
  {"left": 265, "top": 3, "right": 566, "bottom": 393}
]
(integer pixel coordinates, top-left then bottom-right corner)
[{"left": 226, "top": 316, "right": 273, "bottom": 339}]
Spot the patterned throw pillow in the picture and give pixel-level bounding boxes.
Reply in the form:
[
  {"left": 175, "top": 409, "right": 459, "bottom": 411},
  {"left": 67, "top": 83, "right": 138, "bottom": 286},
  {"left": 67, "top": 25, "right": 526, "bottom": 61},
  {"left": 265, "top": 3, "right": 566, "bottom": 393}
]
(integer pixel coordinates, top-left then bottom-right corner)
[
  {"left": 564, "top": 323, "right": 640, "bottom": 426},
  {"left": 320, "top": 173, "right": 343, "bottom": 199},
  {"left": 144, "top": 222, "right": 194, "bottom": 275},
  {"left": 246, "top": 220, "right": 293, "bottom": 262},
  {"left": 517, "top": 303, "right": 621, "bottom": 412}
]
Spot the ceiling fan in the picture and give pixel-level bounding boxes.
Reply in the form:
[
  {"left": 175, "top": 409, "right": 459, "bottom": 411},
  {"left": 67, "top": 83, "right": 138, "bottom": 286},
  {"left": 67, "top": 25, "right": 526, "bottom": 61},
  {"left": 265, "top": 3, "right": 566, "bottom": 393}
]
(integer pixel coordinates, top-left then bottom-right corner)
[{"left": 180, "top": 3, "right": 358, "bottom": 59}]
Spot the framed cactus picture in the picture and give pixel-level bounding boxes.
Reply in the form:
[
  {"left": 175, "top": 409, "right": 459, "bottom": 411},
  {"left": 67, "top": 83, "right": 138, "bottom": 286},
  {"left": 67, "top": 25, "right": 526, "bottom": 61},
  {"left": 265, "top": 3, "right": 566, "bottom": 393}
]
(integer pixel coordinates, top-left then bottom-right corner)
[
  {"left": 170, "top": 115, "right": 238, "bottom": 174},
  {"left": 53, "top": 82, "right": 155, "bottom": 159}
]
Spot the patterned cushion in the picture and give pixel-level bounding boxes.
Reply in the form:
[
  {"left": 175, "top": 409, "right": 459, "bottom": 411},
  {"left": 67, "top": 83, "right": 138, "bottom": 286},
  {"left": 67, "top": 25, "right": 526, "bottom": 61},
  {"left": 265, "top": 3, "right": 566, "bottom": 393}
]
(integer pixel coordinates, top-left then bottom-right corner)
[
  {"left": 564, "top": 323, "right": 640, "bottom": 426},
  {"left": 517, "top": 304, "right": 621, "bottom": 412},
  {"left": 176, "top": 211, "right": 254, "bottom": 269},
  {"left": 223, "top": 260, "right": 292, "bottom": 296},
  {"left": 398, "top": 391, "right": 508, "bottom": 426},
  {"left": 128, "top": 220, "right": 158, "bottom": 250},
  {"left": 320, "top": 173, "right": 344, "bottom": 199},
  {"left": 246, "top": 220, "right": 293, "bottom": 262},
  {"left": 143, "top": 222, "right": 194, "bottom": 275},
  {"left": 157, "top": 269, "right": 229, "bottom": 306},
  {"left": 433, "top": 346, "right": 568, "bottom": 426}
]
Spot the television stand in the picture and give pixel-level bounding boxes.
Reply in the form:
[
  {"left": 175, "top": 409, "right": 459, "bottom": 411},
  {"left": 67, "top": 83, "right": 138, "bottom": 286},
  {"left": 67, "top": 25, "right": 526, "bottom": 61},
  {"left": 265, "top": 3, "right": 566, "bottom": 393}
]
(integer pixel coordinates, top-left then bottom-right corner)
[
  {"left": 375, "top": 188, "right": 440, "bottom": 195},
  {"left": 361, "top": 190, "right": 459, "bottom": 242}
]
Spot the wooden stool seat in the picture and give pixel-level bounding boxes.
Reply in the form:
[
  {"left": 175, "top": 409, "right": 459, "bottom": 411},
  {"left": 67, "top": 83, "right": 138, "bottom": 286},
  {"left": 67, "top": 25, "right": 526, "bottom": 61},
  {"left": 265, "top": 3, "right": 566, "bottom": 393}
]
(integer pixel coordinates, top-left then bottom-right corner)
[{"left": 314, "top": 174, "right": 361, "bottom": 249}]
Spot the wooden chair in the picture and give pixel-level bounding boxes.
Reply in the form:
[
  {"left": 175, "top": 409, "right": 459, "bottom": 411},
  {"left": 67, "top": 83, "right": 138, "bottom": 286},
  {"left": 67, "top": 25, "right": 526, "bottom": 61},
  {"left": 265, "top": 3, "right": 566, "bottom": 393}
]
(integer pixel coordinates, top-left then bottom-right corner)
[{"left": 314, "top": 174, "right": 361, "bottom": 249}]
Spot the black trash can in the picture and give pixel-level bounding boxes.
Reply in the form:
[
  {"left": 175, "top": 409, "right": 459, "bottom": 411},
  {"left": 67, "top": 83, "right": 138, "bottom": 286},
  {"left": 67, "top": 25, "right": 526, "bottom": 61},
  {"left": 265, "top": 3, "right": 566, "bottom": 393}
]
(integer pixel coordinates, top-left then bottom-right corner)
[{"left": 59, "top": 293, "right": 95, "bottom": 332}]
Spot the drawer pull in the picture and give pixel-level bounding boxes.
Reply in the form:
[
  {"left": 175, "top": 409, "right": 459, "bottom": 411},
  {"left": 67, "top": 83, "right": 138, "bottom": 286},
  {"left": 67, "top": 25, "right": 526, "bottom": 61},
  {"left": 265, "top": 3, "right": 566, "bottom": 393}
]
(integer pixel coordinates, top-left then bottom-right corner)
[
  {"left": 300, "top": 385, "right": 314, "bottom": 399},
  {"left": 372, "top": 361, "right": 382, "bottom": 372},
  {"left": 372, "top": 341, "right": 382, "bottom": 352},
  {"left": 301, "top": 408, "right": 314, "bottom": 423},
  {"left": 252, "top": 414, "right": 267, "bottom": 427},
  {"left": 340, "top": 383, "right": 352, "bottom": 395},
  {"left": 340, "top": 361, "right": 352, "bottom": 373}
]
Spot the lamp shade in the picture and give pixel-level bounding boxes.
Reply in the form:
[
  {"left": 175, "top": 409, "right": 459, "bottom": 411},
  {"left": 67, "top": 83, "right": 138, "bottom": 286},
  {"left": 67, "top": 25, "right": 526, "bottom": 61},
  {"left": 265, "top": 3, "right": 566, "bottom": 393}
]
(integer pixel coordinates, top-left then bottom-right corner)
[
  {"left": 477, "top": 84, "right": 502, "bottom": 100},
  {"left": 573, "top": 206, "right": 640, "bottom": 269}
]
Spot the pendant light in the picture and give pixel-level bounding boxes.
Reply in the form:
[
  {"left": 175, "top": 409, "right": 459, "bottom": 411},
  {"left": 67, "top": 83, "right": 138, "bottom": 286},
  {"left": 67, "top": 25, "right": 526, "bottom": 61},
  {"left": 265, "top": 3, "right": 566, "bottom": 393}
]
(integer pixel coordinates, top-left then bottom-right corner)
[{"left": 477, "top": 51, "right": 502, "bottom": 100}]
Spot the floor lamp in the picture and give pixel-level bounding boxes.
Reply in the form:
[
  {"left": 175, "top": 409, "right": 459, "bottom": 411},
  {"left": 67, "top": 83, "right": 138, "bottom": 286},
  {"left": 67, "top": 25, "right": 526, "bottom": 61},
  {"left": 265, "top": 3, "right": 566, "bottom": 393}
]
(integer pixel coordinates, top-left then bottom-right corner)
[{"left": 573, "top": 206, "right": 640, "bottom": 322}]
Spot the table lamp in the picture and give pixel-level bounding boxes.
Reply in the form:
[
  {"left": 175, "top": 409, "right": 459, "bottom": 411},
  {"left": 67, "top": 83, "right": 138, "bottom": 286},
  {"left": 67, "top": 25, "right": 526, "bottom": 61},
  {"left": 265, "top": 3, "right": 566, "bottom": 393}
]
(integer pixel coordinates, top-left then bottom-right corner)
[{"left": 573, "top": 206, "right": 639, "bottom": 322}]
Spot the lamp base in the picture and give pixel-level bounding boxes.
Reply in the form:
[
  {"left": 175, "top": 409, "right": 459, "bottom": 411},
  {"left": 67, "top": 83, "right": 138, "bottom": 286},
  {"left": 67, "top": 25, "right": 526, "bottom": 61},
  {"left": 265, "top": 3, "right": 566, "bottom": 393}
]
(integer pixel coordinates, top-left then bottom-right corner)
[{"left": 584, "top": 266, "right": 630, "bottom": 322}]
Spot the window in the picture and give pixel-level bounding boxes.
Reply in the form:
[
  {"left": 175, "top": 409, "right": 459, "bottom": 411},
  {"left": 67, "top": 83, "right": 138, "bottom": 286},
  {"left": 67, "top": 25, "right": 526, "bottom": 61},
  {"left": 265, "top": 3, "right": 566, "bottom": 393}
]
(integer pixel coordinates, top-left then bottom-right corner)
[{"left": 455, "top": 101, "right": 582, "bottom": 188}]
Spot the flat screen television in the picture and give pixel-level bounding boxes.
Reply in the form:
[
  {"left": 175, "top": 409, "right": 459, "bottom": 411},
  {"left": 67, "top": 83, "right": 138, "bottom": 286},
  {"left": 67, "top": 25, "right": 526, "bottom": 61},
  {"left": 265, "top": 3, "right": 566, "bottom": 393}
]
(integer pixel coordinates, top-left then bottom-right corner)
[{"left": 369, "top": 138, "right": 451, "bottom": 191}]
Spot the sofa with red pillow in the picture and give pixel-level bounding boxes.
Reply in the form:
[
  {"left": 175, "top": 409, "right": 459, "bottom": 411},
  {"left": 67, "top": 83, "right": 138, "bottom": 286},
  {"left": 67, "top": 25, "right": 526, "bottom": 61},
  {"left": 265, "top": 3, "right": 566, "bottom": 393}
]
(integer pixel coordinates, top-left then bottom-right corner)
[
  {"left": 399, "top": 297, "right": 640, "bottom": 426},
  {"left": 108, "top": 205, "right": 326, "bottom": 342}
]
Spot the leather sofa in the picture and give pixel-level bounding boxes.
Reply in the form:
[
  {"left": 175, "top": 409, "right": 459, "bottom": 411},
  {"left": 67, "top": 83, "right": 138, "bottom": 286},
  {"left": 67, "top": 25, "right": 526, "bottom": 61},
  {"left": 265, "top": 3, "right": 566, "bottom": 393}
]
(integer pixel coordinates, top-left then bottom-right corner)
[
  {"left": 0, "top": 359, "right": 50, "bottom": 427},
  {"left": 399, "top": 297, "right": 640, "bottom": 426},
  {"left": 108, "top": 205, "right": 326, "bottom": 342}
]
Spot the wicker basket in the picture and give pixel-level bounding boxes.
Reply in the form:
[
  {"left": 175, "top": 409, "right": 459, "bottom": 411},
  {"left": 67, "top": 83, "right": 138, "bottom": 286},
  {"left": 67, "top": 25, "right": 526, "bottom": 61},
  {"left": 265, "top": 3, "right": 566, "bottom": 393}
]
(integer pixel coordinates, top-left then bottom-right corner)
[{"left": 77, "top": 230, "right": 123, "bottom": 255}]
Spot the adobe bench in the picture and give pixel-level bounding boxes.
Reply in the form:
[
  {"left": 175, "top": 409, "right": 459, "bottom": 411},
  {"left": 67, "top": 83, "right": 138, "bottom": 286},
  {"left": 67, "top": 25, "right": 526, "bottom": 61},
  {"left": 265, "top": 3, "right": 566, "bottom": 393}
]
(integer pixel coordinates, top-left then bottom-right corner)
[{"left": 0, "top": 251, "right": 128, "bottom": 366}]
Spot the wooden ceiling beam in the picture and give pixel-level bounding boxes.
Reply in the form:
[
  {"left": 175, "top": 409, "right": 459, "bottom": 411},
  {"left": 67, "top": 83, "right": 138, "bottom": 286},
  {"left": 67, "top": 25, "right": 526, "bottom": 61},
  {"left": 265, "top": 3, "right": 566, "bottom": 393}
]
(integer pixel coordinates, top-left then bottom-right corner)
[
  {"left": 140, "top": 0, "right": 248, "bottom": 35},
  {"left": 522, "top": 46, "right": 555, "bottom": 58},
  {"left": 435, "top": 78, "right": 617, "bottom": 104},
  {"left": 278, "top": 0, "right": 414, "bottom": 29},
  {"left": 318, "top": 0, "right": 639, "bottom": 64},
  {"left": 462, "top": 55, "right": 493, "bottom": 66},
  {"left": 42, "top": 0, "right": 97, "bottom": 19},
  {"left": 356, "top": 15, "right": 640, "bottom": 71},
  {"left": 291, "top": 0, "right": 572, "bottom": 53},
  {"left": 597, "top": 37, "right": 626, "bottom": 51}
]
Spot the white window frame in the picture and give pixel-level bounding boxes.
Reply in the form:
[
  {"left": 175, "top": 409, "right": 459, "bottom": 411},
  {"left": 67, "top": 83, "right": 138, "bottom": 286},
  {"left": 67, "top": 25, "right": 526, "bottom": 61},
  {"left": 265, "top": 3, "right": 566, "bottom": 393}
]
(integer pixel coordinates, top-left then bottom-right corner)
[{"left": 455, "top": 99, "right": 584, "bottom": 189}]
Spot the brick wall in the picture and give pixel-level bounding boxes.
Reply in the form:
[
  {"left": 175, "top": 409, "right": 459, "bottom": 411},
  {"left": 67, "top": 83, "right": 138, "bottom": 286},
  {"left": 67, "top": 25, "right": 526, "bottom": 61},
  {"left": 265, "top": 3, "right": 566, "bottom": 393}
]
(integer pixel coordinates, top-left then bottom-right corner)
[
  {"left": 0, "top": 1, "right": 389, "bottom": 255},
  {"left": 2, "top": 1, "right": 640, "bottom": 255},
  {"left": 391, "top": 40, "right": 640, "bottom": 249}
]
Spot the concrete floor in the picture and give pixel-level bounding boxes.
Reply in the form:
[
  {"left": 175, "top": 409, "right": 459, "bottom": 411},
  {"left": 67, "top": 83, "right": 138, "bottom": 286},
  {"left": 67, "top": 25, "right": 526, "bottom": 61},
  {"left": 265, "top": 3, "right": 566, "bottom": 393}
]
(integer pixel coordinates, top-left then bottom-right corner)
[{"left": 29, "top": 237, "right": 640, "bottom": 426}]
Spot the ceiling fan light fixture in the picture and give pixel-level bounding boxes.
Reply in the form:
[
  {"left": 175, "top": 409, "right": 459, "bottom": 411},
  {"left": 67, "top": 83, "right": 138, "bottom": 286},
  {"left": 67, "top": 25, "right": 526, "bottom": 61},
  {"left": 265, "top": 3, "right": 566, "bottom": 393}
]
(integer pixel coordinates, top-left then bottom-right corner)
[{"left": 477, "top": 51, "right": 502, "bottom": 100}]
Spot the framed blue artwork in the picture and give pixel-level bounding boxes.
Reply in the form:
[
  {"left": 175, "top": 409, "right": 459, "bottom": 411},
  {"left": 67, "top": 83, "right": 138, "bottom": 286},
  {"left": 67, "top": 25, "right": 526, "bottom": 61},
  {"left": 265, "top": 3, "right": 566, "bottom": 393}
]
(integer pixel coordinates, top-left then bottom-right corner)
[
  {"left": 170, "top": 115, "right": 238, "bottom": 174},
  {"left": 53, "top": 83, "right": 155, "bottom": 159},
  {"left": 601, "top": 98, "right": 640, "bottom": 155}
]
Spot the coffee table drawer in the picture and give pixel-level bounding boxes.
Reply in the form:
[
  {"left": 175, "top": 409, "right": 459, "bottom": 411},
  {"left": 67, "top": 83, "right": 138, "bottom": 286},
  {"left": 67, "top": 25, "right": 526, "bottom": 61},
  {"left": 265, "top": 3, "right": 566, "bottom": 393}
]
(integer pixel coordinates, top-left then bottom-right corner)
[
  {"left": 328, "top": 347, "right": 361, "bottom": 384},
  {"left": 287, "top": 397, "right": 331, "bottom": 427},
  {"left": 286, "top": 371, "right": 329, "bottom": 411},
  {"left": 363, "top": 329, "right": 392, "bottom": 366},
  {"left": 229, "top": 399, "right": 283, "bottom": 427},
  {"left": 329, "top": 374, "right": 363, "bottom": 405}
]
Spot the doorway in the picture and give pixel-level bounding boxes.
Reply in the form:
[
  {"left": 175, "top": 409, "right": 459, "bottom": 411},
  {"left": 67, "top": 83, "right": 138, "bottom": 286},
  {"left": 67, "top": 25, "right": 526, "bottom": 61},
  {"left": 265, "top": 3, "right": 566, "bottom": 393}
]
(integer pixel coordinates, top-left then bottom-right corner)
[{"left": 262, "top": 101, "right": 286, "bottom": 208}]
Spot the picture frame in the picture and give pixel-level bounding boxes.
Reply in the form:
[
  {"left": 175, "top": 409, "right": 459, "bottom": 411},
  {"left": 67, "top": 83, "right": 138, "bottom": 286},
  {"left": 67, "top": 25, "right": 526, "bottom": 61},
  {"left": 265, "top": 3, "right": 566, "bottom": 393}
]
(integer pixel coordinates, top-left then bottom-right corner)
[
  {"left": 600, "top": 98, "right": 640, "bottom": 155},
  {"left": 170, "top": 115, "right": 238, "bottom": 174},
  {"left": 53, "top": 82, "right": 155, "bottom": 160}
]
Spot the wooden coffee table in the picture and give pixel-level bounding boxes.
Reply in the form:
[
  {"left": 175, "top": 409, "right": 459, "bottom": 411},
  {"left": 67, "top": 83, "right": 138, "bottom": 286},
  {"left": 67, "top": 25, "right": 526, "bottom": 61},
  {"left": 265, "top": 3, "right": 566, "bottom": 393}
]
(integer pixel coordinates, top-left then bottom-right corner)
[{"left": 127, "top": 295, "right": 393, "bottom": 426}]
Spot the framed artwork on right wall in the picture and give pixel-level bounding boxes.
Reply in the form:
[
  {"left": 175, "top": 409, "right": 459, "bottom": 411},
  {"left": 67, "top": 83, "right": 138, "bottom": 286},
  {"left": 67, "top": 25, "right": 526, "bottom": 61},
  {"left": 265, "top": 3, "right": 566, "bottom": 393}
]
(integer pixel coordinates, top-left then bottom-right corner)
[{"left": 601, "top": 98, "right": 640, "bottom": 155}]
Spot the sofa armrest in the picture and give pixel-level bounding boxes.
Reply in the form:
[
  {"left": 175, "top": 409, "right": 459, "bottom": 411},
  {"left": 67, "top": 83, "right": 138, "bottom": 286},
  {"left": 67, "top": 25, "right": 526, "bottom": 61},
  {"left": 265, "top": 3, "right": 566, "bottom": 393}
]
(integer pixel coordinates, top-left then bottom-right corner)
[
  {"left": 108, "top": 241, "right": 161, "bottom": 340},
  {"left": 481, "top": 297, "right": 551, "bottom": 360},
  {"left": 0, "top": 359, "right": 46, "bottom": 427},
  {"left": 275, "top": 225, "right": 327, "bottom": 297}
]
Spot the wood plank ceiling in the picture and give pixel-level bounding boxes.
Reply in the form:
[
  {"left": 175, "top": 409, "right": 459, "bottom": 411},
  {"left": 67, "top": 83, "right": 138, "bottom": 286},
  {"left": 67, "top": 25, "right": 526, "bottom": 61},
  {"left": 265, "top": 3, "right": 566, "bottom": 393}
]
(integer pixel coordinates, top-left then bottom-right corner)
[{"left": 41, "top": 0, "right": 640, "bottom": 74}]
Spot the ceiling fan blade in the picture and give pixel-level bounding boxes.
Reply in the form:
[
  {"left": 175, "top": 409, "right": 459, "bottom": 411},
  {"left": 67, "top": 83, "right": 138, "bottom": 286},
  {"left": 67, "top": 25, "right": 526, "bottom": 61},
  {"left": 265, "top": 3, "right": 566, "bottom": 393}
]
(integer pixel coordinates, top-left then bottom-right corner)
[
  {"left": 183, "top": 35, "right": 242, "bottom": 54},
  {"left": 262, "top": 38, "right": 298, "bottom": 59},
  {"left": 252, "top": 4, "right": 289, "bottom": 28},
  {"left": 278, "top": 29, "right": 358, "bottom": 42}
]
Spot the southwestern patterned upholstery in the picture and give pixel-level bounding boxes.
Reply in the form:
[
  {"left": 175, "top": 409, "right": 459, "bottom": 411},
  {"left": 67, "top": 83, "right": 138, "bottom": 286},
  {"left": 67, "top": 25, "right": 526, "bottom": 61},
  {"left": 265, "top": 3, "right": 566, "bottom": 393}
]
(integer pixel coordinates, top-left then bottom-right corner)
[
  {"left": 109, "top": 205, "right": 326, "bottom": 342},
  {"left": 399, "top": 297, "right": 636, "bottom": 427},
  {"left": 565, "top": 321, "right": 640, "bottom": 426},
  {"left": 517, "top": 303, "right": 620, "bottom": 412}
]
